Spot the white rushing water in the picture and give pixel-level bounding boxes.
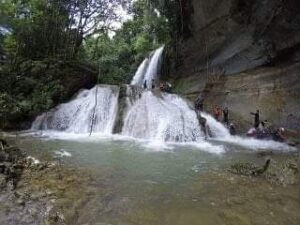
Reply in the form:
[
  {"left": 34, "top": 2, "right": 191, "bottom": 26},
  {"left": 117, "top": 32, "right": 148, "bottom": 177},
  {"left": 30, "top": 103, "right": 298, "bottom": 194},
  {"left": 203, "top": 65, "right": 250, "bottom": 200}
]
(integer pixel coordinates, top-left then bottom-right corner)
[
  {"left": 122, "top": 91, "right": 204, "bottom": 142},
  {"left": 131, "top": 46, "right": 164, "bottom": 88},
  {"left": 130, "top": 58, "right": 149, "bottom": 86},
  {"left": 31, "top": 85, "right": 119, "bottom": 134},
  {"left": 201, "top": 112, "right": 231, "bottom": 138}
]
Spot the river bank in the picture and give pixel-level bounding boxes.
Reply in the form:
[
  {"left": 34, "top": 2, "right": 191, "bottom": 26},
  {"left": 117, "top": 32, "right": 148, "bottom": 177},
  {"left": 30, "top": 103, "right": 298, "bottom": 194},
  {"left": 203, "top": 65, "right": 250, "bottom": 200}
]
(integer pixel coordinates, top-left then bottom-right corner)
[{"left": 0, "top": 136, "right": 98, "bottom": 225}]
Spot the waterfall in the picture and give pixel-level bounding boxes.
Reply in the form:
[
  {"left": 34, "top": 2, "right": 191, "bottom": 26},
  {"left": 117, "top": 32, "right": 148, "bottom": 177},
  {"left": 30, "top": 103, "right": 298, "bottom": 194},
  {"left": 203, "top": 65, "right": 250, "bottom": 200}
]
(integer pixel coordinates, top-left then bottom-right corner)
[
  {"left": 122, "top": 91, "right": 204, "bottom": 142},
  {"left": 29, "top": 47, "right": 294, "bottom": 152},
  {"left": 31, "top": 46, "right": 230, "bottom": 143},
  {"left": 201, "top": 113, "right": 231, "bottom": 138},
  {"left": 122, "top": 46, "right": 232, "bottom": 142},
  {"left": 131, "top": 46, "right": 164, "bottom": 88},
  {"left": 31, "top": 85, "right": 119, "bottom": 134},
  {"left": 130, "top": 58, "right": 149, "bottom": 86}
]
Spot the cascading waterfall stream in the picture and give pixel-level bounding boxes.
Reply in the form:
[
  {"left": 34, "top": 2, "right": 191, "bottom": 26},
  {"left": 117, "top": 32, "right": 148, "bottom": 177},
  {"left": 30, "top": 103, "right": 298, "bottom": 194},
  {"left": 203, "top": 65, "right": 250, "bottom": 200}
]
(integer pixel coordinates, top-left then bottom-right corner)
[
  {"left": 30, "top": 46, "right": 294, "bottom": 152},
  {"left": 131, "top": 46, "right": 164, "bottom": 88},
  {"left": 122, "top": 91, "right": 204, "bottom": 142},
  {"left": 123, "top": 46, "right": 229, "bottom": 142},
  {"left": 31, "top": 85, "right": 119, "bottom": 134},
  {"left": 130, "top": 58, "right": 149, "bottom": 86},
  {"left": 201, "top": 112, "right": 231, "bottom": 138},
  {"left": 29, "top": 46, "right": 242, "bottom": 142}
]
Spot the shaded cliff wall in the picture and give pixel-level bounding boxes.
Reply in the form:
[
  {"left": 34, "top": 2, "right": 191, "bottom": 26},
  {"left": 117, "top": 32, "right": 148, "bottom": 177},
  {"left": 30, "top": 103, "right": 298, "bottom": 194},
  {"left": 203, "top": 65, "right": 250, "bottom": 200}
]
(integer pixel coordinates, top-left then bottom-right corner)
[{"left": 165, "top": 0, "right": 300, "bottom": 132}]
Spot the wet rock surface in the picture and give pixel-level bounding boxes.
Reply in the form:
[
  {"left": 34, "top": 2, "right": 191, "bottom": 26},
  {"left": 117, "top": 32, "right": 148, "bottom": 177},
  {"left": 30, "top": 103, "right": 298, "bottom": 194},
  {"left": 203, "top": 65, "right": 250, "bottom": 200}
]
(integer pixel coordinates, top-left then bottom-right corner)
[
  {"left": 169, "top": 0, "right": 300, "bottom": 77},
  {"left": 229, "top": 153, "right": 299, "bottom": 185},
  {"left": 230, "top": 159, "right": 271, "bottom": 177},
  {"left": 0, "top": 138, "right": 92, "bottom": 225}
]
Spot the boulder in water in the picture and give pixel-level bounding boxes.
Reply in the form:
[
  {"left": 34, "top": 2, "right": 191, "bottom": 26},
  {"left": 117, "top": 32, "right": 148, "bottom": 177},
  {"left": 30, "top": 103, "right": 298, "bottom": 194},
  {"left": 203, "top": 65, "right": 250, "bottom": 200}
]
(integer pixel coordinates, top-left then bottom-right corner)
[{"left": 230, "top": 159, "right": 271, "bottom": 177}]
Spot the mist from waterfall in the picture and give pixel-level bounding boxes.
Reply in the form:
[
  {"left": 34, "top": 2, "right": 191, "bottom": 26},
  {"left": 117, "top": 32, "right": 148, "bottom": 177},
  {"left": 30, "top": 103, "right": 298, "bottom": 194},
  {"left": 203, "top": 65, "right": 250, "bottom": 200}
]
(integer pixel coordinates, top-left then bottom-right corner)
[{"left": 31, "top": 85, "right": 119, "bottom": 134}]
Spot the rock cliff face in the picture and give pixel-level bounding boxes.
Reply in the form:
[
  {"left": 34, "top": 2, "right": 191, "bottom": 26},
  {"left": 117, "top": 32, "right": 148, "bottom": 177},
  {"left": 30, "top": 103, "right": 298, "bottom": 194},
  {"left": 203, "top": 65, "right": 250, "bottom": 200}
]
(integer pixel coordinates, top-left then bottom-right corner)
[{"left": 165, "top": 0, "right": 300, "bottom": 132}]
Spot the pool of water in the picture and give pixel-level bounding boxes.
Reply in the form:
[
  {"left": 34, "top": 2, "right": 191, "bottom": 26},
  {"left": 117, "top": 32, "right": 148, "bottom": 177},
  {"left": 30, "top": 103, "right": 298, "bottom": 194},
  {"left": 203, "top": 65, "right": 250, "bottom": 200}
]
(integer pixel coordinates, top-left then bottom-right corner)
[{"left": 6, "top": 132, "right": 300, "bottom": 225}]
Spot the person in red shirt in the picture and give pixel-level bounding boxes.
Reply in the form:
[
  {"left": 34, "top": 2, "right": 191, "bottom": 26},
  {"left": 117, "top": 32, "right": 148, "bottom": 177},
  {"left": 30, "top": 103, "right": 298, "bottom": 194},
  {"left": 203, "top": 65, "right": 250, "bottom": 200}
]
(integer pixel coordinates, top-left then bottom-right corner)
[{"left": 213, "top": 106, "right": 221, "bottom": 121}]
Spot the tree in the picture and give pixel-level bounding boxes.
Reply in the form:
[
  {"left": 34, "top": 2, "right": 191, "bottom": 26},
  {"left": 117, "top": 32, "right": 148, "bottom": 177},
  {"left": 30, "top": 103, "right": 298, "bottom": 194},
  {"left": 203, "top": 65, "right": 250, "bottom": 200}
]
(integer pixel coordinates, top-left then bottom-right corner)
[
  {"left": 83, "top": 0, "right": 172, "bottom": 85},
  {"left": 0, "top": 0, "right": 129, "bottom": 61}
]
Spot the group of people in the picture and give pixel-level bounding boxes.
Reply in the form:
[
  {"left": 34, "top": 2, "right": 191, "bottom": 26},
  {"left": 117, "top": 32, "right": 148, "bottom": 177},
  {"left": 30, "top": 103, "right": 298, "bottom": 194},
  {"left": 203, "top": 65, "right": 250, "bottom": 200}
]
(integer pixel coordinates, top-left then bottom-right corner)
[
  {"left": 247, "top": 110, "right": 286, "bottom": 142},
  {"left": 143, "top": 79, "right": 172, "bottom": 93},
  {"left": 195, "top": 96, "right": 287, "bottom": 143},
  {"left": 159, "top": 82, "right": 172, "bottom": 92},
  {"left": 194, "top": 101, "right": 233, "bottom": 139},
  {"left": 213, "top": 106, "right": 229, "bottom": 124},
  {"left": 142, "top": 82, "right": 288, "bottom": 143},
  {"left": 212, "top": 105, "right": 236, "bottom": 135},
  {"left": 143, "top": 79, "right": 156, "bottom": 89}
]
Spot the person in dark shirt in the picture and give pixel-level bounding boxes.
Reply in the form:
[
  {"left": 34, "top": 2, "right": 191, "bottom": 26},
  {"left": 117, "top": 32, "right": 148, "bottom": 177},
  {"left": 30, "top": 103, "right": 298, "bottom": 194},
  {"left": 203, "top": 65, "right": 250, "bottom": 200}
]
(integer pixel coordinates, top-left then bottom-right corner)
[
  {"left": 195, "top": 96, "right": 204, "bottom": 112},
  {"left": 229, "top": 123, "right": 236, "bottom": 135},
  {"left": 223, "top": 107, "right": 229, "bottom": 125},
  {"left": 250, "top": 110, "right": 260, "bottom": 128},
  {"left": 197, "top": 112, "right": 212, "bottom": 139},
  {"left": 143, "top": 80, "right": 147, "bottom": 89},
  {"left": 151, "top": 79, "right": 155, "bottom": 89}
]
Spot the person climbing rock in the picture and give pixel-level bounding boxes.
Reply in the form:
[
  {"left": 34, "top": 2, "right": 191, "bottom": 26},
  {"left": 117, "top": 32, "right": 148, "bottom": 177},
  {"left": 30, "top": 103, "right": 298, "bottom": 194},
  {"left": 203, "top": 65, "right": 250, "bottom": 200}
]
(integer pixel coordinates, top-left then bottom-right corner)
[
  {"left": 143, "top": 80, "right": 147, "bottom": 89},
  {"left": 223, "top": 107, "right": 229, "bottom": 125},
  {"left": 166, "top": 82, "right": 172, "bottom": 92},
  {"left": 195, "top": 96, "right": 204, "bottom": 112},
  {"left": 229, "top": 123, "right": 236, "bottom": 135},
  {"left": 250, "top": 110, "right": 260, "bottom": 128},
  {"left": 197, "top": 112, "right": 211, "bottom": 139},
  {"left": 159, "top": 82, "right": 164, "bottom": 91}
]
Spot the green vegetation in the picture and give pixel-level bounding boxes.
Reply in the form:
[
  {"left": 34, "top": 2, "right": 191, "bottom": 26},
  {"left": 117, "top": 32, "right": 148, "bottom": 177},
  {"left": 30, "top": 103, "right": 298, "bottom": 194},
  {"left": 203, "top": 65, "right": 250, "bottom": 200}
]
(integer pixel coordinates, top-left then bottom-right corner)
[
  {"left": 83, "top": 0, "right": 172, "bottom": 84},
  {"left": 0, "top": 0, "right": 179, "bottom": 129}
]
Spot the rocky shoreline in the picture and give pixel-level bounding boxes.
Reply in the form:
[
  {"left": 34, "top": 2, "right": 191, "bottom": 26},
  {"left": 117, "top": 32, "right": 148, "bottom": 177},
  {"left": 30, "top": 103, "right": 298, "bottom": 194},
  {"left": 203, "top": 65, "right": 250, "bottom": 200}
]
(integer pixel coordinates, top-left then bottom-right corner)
[{"left": 0, "top": 138, "right": 92, "bottom": 225}]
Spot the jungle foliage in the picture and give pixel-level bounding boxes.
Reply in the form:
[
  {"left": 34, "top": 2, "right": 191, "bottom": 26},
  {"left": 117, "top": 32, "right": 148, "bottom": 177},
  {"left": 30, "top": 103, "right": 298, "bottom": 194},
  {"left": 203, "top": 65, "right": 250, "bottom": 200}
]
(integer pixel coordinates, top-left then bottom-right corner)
[{"left": 0, "top": 0, "right": 180, "bottom": 128}]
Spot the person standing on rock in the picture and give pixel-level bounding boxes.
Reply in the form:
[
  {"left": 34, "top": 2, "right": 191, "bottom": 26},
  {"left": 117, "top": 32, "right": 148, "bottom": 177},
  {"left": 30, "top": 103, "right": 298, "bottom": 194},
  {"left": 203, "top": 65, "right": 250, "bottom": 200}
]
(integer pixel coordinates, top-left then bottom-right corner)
[
  {"left": 151, "top": 79, "right": 155, "bottom": 89},
  {"left": 213, "top": 106, "right": 222, "bottom": 121},
  {"left": 143, "top": 80, "right": 147, "bottom": 89},
  {"left": 223, "top": 107, "right": 229, "bottom": 125},
  {"left": 250, "top": 110, "right": 260, "bottom": 128},
  {"left": 195, "top": 96, "right": 204, "bottom": 112},
  {"left": 229, "top": 123, "right": 236, "bottom": 135}
]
